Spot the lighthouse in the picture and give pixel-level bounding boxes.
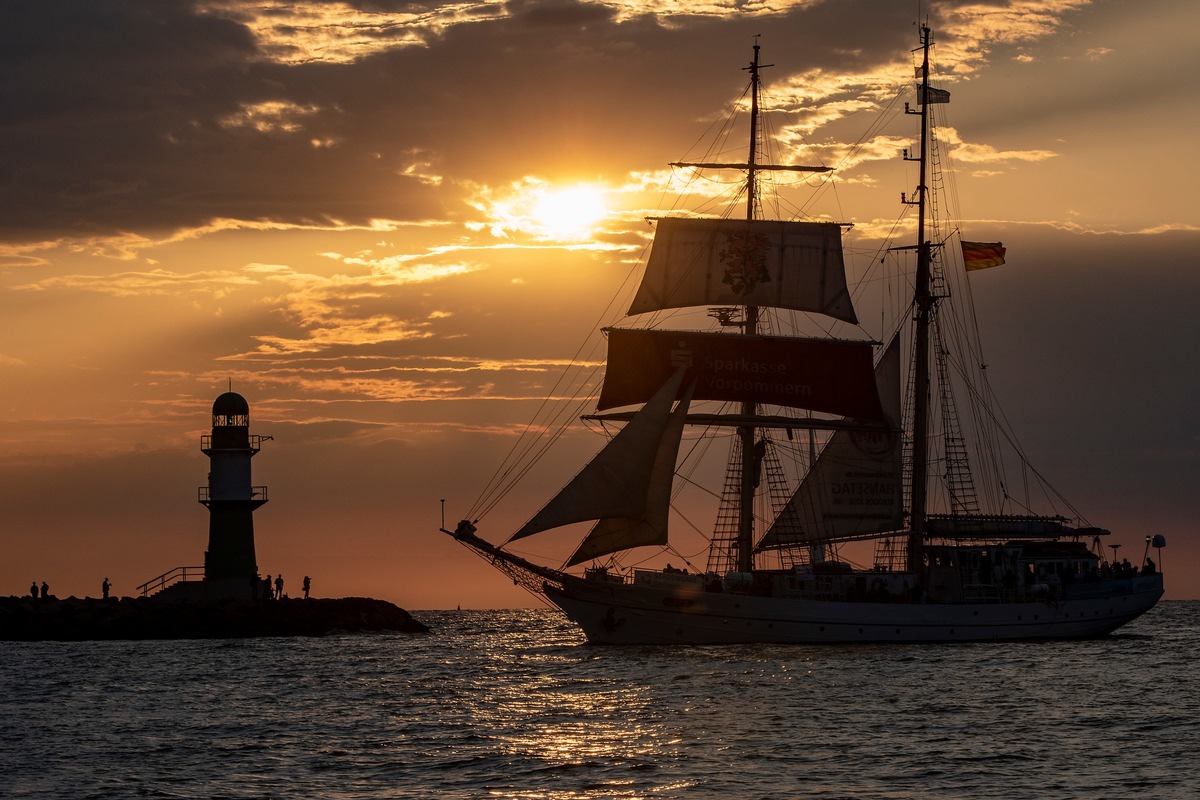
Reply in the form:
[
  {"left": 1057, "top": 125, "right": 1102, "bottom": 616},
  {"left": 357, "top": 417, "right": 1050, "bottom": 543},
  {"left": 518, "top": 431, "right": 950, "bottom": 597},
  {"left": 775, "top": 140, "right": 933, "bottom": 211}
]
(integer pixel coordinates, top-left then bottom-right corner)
[{"left": 199, "top": 391, "right": 270, "bottom": 585}]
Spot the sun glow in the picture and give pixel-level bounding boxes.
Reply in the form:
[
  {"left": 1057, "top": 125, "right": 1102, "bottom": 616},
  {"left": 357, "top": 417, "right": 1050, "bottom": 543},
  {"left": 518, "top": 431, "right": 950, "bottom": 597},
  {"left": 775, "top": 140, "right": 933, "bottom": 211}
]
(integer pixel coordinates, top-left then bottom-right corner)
[
  {"left": 530, "top": 184, "right": 608, "bottom": 240},
  {"left": 476, "top": 179, "right": 613, "bottom": 242}
]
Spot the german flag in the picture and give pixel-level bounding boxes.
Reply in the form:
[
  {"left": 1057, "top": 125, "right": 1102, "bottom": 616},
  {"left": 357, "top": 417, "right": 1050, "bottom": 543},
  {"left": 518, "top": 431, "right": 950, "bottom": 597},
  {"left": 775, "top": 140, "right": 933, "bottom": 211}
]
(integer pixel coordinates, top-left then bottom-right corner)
[{"left": 961, "top": 241, "right": 1006, "bottom": 271}]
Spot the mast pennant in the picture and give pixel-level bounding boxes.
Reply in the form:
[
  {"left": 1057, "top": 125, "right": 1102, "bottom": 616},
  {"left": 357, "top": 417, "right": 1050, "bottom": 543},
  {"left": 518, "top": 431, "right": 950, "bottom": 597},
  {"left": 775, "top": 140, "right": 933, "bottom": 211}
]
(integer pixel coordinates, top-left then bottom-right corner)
[
  {"left": 628, "top": 218, "right": 858, "bottom": 323},
  {"left": 598, "top": 328, "right": 886, "bottom": 421}
]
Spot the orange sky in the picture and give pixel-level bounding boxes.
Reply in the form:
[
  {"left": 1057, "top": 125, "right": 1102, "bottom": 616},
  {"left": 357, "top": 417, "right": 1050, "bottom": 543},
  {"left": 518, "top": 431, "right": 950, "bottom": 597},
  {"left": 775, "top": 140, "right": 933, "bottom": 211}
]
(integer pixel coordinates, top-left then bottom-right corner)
[{"left": 2, "top": 0, "right": 1198, "bottom": 608}]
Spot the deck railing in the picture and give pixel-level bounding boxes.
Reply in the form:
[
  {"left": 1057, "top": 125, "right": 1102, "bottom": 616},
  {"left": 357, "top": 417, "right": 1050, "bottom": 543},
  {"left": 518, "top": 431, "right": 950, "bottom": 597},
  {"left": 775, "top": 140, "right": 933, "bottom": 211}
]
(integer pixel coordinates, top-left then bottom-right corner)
[
  {"left": 200, "top": 434, "right": 267, "bottom": 453},
  {"left": 196, "top": 486, "right": 269, "bottom": 503}
]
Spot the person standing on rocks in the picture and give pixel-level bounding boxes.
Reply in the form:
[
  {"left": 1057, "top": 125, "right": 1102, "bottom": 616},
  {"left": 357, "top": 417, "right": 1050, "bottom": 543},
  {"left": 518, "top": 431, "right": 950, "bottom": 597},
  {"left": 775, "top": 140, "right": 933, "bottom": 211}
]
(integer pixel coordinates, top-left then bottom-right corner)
[
  {"left": 302, "top": 575, "right": 311, "bottom": 599},
  {"left": 275, "top": 574, "right": 284, "bottom": 600},
  {"left": 40, "top": 582, "right": 49, "bottom": 599},
  {"left": 102, "top": 577, "right": 111, "bottom": 599},
  {"left": 30, "top": 581, "right": 38, "bottom": 599}
]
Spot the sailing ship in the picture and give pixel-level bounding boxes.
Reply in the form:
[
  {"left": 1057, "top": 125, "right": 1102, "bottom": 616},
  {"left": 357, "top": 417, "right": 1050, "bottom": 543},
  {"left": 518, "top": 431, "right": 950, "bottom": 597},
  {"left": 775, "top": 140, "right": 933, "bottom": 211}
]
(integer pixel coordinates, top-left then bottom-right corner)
[{"left": 441, "top": 28, "right": 1165, "bottom": 643}]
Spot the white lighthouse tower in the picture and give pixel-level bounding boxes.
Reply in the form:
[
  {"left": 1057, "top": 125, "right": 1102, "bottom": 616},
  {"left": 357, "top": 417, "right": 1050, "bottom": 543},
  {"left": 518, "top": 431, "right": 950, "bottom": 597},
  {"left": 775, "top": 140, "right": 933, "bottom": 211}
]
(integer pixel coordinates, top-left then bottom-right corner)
[{"left": 199, "top": 391, "right": 270, "bottom": 591}]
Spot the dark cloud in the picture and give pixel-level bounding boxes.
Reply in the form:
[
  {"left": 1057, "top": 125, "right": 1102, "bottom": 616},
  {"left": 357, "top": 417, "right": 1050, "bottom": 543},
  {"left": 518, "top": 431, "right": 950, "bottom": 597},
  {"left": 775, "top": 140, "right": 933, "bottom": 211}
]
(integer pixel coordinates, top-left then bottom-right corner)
[
  {"left": 0, "top": 0, "right": 923, "bottom": 244},
  {"left": 0, "top": 1, "right": 429, "bottom": 241},
  {"left": 1, "top": 2, "right": 255, "bottom": 233},
  {"left": 504, "top": 0, "right": 617, "bottom": 27},
  {"left": 962, "top": 226, "right": 1200, "bottom": 528}
]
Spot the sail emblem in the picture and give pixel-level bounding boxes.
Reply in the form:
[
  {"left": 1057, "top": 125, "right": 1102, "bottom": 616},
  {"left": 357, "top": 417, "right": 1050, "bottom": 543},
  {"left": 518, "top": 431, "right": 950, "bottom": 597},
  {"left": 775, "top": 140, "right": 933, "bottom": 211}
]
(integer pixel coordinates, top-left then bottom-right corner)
[
  {"left": 850, "top": 427, "right": 897, "bottom": 456},
  {"left": 719, "top": 230, "right": 772, "bottom": 295},
  {"left": 669, "top": 343, "right": 693, "bottom": 369}
]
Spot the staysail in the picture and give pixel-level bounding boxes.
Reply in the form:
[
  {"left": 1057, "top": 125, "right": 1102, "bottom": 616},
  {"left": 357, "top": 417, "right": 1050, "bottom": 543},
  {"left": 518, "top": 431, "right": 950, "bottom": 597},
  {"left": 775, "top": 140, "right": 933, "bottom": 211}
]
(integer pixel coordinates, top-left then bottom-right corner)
[
  {"left": 508, "top": 367, "right": 692, "bottom": 543},
  {"left": 565, "top": 380, "right": 695, "bottom": 566},
  {"left": 627, "top": 218, "right": 857, "bottom": 323},
  {"left": 757, "top": 335, "right": 903, "bottom": 549},
  {"left": 597, "top": 327, "right": 885, "bottom": 421}
]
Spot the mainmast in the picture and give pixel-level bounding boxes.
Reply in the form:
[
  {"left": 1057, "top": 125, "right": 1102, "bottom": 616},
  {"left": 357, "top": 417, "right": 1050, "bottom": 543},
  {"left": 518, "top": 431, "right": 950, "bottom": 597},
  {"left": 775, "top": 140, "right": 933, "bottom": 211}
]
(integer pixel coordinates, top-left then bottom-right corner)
[{"left": 905, "top": 26, "right": 936, "bottom": 575}]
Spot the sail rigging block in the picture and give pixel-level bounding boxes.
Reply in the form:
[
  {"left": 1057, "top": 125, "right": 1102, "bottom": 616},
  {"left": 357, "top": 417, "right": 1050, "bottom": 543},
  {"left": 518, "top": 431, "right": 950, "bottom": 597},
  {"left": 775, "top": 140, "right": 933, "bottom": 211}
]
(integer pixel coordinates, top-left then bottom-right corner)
[
  {"left": 508, "top": 367, "right": 690, "bottom": 543},
  {"left": 628, "top": 218, "right": 858, "bottom": 323},
  {"left": 759, "top": 336, "right": 903, "bottom": 549},
  {"left": 597, "top": 328, "right": 886, "bottom": 421}
]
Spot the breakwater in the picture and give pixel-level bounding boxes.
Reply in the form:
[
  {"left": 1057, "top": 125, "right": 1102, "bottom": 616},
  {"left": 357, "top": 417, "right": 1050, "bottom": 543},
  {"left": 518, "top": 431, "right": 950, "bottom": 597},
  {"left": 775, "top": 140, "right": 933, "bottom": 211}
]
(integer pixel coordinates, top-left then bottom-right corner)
[{"left": 0, "top": 595, "right": 429, "bottom": 641}]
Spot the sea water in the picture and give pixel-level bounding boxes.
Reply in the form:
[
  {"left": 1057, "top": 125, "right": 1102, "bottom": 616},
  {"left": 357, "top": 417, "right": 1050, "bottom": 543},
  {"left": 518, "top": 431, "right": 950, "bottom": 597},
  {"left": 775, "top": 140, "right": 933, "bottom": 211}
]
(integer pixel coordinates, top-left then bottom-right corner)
[{"left": 1, "top": 602, "right": 1196, "bottom": 799}]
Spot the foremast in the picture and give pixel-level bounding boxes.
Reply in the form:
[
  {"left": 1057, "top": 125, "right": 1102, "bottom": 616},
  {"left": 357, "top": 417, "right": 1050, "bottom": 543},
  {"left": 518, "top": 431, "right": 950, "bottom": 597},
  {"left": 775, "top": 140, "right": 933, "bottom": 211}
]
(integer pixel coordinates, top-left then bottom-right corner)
[
  {"left": 674, "top": 42, "right": 829, "bottom": 574},
  {"left": 460, "top": 40, "right": 867, "bottom": 583}
]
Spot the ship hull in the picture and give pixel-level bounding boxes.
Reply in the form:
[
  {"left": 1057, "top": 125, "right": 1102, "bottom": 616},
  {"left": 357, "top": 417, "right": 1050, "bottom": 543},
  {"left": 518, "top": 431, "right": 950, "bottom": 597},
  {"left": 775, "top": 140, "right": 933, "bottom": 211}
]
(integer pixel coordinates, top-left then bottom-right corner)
[{"left": 545, "top": 575, "right": 1164, "bottom": 644}]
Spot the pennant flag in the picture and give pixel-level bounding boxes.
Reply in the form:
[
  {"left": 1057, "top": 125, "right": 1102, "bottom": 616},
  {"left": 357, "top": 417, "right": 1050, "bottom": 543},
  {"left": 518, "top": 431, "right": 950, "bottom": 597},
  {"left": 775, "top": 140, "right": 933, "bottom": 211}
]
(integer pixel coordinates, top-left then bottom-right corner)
[
  {"left": 919, "top": 86, "right": 951, "bottom": 105},
  {"left": 961, "top": 241, "right": 1006, "bottom": 271}
]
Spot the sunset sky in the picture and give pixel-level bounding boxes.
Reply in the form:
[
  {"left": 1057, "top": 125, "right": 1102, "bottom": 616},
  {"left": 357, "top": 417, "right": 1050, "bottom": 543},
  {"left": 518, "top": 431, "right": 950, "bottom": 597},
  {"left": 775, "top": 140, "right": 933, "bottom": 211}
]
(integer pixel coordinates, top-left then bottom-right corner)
[{"left": 2, "top": 0, "right": 1197, "bottom": 609}]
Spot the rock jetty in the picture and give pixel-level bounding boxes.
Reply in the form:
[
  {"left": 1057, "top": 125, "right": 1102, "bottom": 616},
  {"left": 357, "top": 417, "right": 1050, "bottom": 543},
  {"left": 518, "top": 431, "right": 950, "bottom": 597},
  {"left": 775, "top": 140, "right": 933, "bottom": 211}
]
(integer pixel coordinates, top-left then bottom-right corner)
[{"left": 0, "top": 596, "right": 429, "bottom": 641}]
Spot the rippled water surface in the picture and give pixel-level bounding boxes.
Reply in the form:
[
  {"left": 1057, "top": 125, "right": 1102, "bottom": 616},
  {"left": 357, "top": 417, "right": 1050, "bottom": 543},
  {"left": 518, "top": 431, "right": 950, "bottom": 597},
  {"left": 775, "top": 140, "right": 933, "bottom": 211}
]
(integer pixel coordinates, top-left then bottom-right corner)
[{"left": 2, "top": 602, "right": 1197, "bottom": 799}]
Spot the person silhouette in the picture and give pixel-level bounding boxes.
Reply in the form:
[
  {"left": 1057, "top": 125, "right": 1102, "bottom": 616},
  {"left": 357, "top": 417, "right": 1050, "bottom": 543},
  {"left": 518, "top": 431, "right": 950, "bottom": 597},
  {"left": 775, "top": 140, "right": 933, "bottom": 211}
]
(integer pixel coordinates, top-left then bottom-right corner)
[
  {"left": 275, "top": 574, "right": 284, "bottom": 600},
  {"left": 30, "top": 581, "right": 38, "bottom": 599},
  {"left": 40, "top": 581, "right": 49, "bottom": 599},
  {"left": 102, "top": 577, "right": 111, "bottom": 599},
  {"left": 302, "top": 576, "right": 311, "bottom": 599}
]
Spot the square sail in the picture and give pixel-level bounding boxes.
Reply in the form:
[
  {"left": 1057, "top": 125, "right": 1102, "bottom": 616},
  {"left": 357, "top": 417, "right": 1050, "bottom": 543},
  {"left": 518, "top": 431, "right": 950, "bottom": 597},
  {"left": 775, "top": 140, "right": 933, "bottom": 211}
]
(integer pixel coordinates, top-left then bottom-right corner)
[{"left": 628, "top": 218, "right": 857, "bottom": 323}]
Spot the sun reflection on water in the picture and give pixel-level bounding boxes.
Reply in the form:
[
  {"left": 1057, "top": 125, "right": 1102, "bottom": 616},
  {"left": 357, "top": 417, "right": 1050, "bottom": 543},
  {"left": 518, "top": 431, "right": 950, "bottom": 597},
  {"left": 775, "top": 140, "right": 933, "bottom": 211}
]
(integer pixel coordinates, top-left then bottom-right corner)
[{"left": 4, "top": 607, "right": 1185, "bottom": 799}]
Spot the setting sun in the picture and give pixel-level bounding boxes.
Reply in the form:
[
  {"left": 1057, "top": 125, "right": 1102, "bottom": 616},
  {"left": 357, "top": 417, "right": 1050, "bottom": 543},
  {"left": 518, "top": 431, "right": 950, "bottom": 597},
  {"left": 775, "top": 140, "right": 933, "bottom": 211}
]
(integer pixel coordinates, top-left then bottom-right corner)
[{"left": 531, "top": 184, "right": 607, "bottom": 240}]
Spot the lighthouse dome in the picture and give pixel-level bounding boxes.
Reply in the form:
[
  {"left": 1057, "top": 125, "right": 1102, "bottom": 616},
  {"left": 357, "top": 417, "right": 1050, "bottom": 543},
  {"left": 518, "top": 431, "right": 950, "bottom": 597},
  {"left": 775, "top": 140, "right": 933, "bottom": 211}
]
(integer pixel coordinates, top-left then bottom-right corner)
[
  {"left": 212, "top": 391, "right": 250, "bottom": 428},
  {"left": 213, "top": 391, "right": 250, "bottom": 416}
]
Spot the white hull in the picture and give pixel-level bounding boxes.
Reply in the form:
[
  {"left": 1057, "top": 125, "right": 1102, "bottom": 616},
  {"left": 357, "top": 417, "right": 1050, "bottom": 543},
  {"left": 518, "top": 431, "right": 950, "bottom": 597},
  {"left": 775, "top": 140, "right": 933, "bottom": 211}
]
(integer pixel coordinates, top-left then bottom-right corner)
[{"left": 545, "top": 575, "right": 1164, "bottom": 644}]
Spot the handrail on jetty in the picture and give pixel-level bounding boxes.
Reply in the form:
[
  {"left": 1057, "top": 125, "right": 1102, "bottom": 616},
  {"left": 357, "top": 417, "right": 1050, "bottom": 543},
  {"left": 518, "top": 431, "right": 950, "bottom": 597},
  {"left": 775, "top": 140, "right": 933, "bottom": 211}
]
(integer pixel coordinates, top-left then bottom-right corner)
[{"left": 138, "top": 566, "right": 204, "bottom": 597}]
